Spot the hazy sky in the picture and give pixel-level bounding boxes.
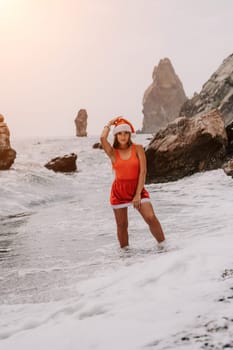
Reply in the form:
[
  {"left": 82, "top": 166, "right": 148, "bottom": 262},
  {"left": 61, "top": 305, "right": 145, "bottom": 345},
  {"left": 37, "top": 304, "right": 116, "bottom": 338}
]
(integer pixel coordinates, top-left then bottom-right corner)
[{"left": 1, "top": 0, "right": 233, "bottom": 138}]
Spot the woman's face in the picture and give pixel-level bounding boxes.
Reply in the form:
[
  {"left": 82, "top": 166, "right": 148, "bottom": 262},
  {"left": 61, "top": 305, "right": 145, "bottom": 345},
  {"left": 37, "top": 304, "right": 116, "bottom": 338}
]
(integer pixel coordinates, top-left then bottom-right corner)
[{"left": 116, "top": 131, "right": 130, "bottom": 146}]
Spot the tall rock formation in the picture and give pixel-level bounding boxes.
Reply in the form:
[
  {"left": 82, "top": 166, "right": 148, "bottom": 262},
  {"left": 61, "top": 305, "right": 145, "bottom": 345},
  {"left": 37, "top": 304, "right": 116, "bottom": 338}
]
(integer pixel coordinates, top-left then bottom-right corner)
[
  {"left": 142, "top": 58, "right": 187, "bottom": 133},
  {"left": 75, "top": 109, "right": 88, "bottom": 137},
  {"left": 180, "top": 53, "right": 233, "bottom": 154},
  {"left": 0, "top": 114, "right": 16, "bottom": 170}
]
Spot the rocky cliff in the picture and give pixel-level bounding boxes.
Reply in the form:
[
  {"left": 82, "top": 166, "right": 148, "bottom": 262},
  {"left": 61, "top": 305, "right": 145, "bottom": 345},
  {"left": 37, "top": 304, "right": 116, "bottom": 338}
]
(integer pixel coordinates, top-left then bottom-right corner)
[
  {"left": 180, "top": 53, "right": 233, "bottom": 154},
  {"left": 180, "top": 53, "right": 233, "bottom": 125},
  {"left": 145, "top": 109, "right": 227, "bottom": 183},
  {"left": 142, "top": 58, "right": 187, "bottom": 133}
]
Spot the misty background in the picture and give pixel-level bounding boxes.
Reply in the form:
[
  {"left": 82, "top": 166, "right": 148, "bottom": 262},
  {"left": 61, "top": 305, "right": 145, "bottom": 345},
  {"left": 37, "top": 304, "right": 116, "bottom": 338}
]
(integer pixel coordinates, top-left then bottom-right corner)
[{"left": 0, "top": 0, "right": 233, "bottom": 138}]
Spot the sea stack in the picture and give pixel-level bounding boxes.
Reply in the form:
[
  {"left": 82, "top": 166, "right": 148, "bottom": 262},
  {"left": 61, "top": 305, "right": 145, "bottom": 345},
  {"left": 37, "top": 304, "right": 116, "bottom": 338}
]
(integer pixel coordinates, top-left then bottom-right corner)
[
  {"left": 75, "top": 109, "right": 88, "bottom": 137},
  {"left": 0, "top": 114, "right": 16, "bottom": 170},
  {"left": 142, "top": 58, "right": 187, "bottom": 134}
]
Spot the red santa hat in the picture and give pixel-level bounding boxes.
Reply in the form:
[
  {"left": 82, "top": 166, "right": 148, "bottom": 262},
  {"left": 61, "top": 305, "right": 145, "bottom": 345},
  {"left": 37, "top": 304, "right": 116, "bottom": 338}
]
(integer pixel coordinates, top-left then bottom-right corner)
[{"left": 113, "top": 118, "right": 135, "bottom": 136}]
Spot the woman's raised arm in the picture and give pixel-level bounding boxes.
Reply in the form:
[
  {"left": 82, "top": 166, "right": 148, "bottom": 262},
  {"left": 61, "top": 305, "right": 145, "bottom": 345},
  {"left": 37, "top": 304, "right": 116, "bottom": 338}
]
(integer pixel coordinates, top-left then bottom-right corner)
[{"left": 100, "top": 117, "right": 120, "bottom": 161}]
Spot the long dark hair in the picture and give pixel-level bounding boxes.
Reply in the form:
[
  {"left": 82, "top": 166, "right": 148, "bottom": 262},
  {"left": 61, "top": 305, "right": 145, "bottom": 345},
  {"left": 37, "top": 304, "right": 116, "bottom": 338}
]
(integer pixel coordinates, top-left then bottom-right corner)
[{"left": 113, "top": 132, "right": 133, "bottom": 149}]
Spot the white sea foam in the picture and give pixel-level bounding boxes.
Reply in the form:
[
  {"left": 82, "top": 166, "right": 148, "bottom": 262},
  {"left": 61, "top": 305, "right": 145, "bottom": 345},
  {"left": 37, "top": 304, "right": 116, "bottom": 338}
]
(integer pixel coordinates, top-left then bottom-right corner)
[{"left": 0, "top": 135, "right": 233, "bottom": 349}]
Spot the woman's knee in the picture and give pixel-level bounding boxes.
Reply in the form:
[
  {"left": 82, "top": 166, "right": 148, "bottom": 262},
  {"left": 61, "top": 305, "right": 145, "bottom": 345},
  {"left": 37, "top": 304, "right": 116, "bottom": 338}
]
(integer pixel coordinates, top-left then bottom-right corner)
[
  {"left": 143, "top": 213, "right": 157, "bottom": 226},
  {"left": 113, "top": 209, "right": 128, "bottom": 232},
  {"left": 116, "top": 221, "right": 128, "bottom": 232}
]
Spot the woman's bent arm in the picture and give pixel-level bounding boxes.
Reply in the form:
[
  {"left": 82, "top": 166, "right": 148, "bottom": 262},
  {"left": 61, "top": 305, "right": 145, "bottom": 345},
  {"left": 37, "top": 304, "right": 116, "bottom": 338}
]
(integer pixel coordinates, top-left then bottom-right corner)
[
  {"left": 100, "top": 124, "right": 113, "bottom": 158},
  {"left": 133, "top": 145, "right": 147, "bottom": 206},
  {"left": 100, "top": 117, "right": 119, "bottom": 161}
]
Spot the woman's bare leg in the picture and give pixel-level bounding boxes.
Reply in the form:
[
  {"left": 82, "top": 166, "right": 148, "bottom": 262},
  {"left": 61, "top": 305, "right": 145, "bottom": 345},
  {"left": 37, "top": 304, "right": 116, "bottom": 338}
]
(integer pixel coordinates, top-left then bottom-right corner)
[
  {"left": 138, "top": 202, "right": 165, "bottom": 243},
  {"left": 113, "top": 207, "right": 129, "bottom": 248}
]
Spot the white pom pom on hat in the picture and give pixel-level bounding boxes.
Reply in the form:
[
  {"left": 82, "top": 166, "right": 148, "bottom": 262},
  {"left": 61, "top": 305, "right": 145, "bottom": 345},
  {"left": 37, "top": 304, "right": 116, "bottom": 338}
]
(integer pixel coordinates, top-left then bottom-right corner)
[{"left": 113, "top": 118, "right": 135, "bottom": 136}]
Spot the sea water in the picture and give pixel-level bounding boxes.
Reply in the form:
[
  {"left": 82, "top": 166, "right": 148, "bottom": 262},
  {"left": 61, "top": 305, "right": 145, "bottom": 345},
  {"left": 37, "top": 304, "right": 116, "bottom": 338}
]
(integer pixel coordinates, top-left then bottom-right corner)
[{"left": 0, "top": 135, "right": 233, "bottom": 349}]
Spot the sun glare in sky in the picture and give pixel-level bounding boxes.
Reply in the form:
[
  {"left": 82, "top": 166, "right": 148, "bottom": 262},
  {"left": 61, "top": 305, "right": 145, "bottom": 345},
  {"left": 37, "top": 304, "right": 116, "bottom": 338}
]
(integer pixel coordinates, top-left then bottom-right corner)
[
  {"left": 0, "top": 0, "right": 13, "bottom": 11},
  {"left": 0, "top": 0, "right": 20, "bottom": 27},
  {"left": 0, "top": 1, "right": 233, "bottom": 137}
]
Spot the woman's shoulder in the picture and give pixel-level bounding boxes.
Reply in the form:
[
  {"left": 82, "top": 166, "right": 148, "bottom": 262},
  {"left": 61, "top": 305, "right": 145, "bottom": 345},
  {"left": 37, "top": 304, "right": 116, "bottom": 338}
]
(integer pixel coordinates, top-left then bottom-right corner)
[
  {"left": 133, "top": 143, "right": 145, "bottom": 156},
  {"left": 134, "top": 143, "right": 144, "bottom": 151}
]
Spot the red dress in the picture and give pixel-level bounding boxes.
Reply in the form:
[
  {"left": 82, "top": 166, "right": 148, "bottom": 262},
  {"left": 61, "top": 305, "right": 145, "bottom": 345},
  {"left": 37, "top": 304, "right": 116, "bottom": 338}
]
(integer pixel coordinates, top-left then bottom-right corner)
[{"left": 110, "top": 144, "right": 150, "bottom": 208}]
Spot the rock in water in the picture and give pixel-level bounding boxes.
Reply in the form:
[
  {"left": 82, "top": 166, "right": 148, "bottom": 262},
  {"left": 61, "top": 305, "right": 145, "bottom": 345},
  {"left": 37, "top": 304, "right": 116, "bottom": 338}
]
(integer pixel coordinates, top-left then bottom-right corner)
[
  {"left": 45, "top": 153, "right": 77, "bottom": 172},
  {"left": 75, "top": 109, "right": 88, "bottom": 137},
  {"left": 142, "top": 58, "right": 187, "bottom": 133},
  {"left": 145, "top": 109, "right": 227, "bottom": 183},
  {"left": 0, "top": 114, "right": 16, "bottom": 170},
  {"left": 92, "top": 142, "right": 103, "bottom": 149}
]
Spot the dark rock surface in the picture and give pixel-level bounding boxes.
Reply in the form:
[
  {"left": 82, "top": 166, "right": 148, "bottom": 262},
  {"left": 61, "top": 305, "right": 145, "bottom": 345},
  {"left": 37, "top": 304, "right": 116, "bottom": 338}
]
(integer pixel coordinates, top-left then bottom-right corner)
[
  {"left": 226, "top": 120, "right": 233, "bottom": 154},
  {"left": 45, "top": 153, "right": 77, "bottom": 172},
  {"left": 222, "top": 160, "right": 233, "bottom": 178},
  {"left": 145, "top": 109, "right": 227, "bottom": 183},
  {"left": 92, "top": 142, "right": 103, "bottom": 149}
]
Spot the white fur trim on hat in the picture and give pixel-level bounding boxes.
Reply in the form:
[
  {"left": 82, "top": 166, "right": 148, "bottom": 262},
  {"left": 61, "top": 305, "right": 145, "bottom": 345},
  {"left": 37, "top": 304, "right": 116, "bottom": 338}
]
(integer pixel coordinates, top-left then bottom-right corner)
[{"left": 113, "top": 124, "right": 132, "bottom": 135}]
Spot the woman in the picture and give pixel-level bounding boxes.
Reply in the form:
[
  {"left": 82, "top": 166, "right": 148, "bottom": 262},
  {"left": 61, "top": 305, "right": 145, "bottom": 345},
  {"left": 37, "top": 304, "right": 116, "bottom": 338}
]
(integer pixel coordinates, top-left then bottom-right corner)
[{"left": 100, "top": 116, "right": 166, "bottom": 249}]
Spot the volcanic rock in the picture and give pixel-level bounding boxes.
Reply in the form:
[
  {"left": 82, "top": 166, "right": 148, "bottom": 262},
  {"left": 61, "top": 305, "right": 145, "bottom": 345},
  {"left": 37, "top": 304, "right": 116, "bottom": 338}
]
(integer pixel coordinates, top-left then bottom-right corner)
[
  {"left": 75, "top": 109, "right": 88, "bottom": 137},
  {"left": 142, "top": 58, "right": 187, "bottom": 133},
  {"left": 45, "top": 153, "right": 77, "bottom": 172},
  {"left": 145, "top": 109, "right": 227, "bottom": 183},
  {"left": 0, "top": 114, "right": 16, "bottom": 170}
]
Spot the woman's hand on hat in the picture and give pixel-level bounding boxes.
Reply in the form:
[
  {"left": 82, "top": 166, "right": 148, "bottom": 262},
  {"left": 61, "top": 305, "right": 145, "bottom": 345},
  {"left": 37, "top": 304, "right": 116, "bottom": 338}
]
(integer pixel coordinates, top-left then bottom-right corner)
[{"left": 108, "top": 117, "right": 121, "bottom": 126}]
